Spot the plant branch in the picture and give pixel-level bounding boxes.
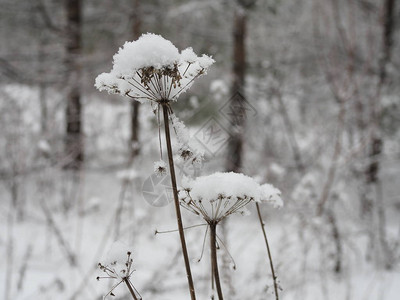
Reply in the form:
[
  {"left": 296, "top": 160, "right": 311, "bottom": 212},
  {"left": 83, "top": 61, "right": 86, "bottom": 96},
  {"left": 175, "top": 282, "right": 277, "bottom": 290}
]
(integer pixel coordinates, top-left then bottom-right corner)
[
  {"left": 210, "top": 222, "right": 223, "bottom": 300},
  {"left": 123, "top": 278, "right": 139, "bottom": 300},
  {"left": 256, "top": 203, "right": 279, "bottom": 300},
  {"left": 316, "top": 99, "right": 346, "bottom": 216},
  {"left": 161, "top": 103, "right": 196, "bottom": 300}
]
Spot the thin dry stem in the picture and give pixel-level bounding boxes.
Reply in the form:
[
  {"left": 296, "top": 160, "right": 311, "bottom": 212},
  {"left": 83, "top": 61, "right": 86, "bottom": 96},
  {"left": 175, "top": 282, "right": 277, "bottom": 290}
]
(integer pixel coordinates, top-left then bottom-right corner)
[
  {"left": 210, "top": 222, "right": 224, "bottom": 300},
  {"left": 256, "top": 203, "right": 279, "bottom": 300},
  {"left": 161, "top": 103, "right": 196, "bottom": 300},
  {"left": 123, "top": 278, "right": 139, "bottom": 300}
]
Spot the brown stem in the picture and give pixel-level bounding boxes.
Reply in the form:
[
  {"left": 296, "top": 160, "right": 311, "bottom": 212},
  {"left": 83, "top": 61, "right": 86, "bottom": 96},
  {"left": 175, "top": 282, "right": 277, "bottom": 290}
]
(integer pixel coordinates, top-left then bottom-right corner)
[
  {"left": 161, "top": 103, "right": 196, "bottom": 300},
  {"left": 210, "top": 222, "right": 223, "bottom": 300},
  {"left": 123, "top": 278, "right": 139, "bottom": 300},
  {"left": 256, "top": 203, "right": 279, "bottom": 300}
]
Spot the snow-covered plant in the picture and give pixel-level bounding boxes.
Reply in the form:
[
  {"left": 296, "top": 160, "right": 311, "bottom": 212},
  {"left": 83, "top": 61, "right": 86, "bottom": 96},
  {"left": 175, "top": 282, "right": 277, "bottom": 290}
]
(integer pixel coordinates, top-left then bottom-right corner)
[
  {"left": 179, "top": 172, "right": 282, "bottom": 300},
  {"left": 170, "top": 113, "right": 204, "bottom": 167},
  {"left": 97, "top": 243, "right": 141, "bottom": 300},
  {"left": 95, "top": 33, "right": 214, "bottom": 104},
  {"left": 179, "top": 172, "right": 281, "bottom": 223},
  {"left": 95, "top": 33, "right": 214, "bottom": 300}
]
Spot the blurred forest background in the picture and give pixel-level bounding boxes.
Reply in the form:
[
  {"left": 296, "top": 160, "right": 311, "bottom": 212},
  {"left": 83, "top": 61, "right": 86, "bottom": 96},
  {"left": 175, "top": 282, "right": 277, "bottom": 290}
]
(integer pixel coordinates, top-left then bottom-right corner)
[{"left": 0, "top": 0, "right": 400, "bottom": 299}]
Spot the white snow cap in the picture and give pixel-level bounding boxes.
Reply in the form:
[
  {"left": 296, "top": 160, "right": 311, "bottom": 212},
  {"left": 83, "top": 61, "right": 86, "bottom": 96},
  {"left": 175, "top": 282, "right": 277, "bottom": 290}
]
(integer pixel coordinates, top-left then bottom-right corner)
[
  {"left": 260, "top": 183, "right": 283, "bottom": 208},
  {"left": 179, "top": 172, "right": 282, "bottom": 222},
  {"left": 95, "top": 33, "right": 215, "bottom": 103},
  {"left": 183, "top": 172, "right": 281, "bottom": 204},
  {"left": 113, "top": 33, "right": 180, "bottom": 75}
]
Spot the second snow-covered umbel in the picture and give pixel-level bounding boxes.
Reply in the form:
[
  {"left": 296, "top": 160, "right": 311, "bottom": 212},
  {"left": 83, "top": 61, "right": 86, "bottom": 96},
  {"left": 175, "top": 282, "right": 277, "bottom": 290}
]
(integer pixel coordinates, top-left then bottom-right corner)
[{"left": 179, "top": 172, "right": 282, "bottom": 223}]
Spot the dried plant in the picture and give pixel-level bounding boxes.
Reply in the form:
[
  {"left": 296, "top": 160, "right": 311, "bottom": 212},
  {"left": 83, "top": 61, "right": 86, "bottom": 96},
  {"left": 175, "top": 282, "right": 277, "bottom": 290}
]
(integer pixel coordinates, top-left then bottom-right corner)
[
  {"left": 97, "top": 251, "right": 141, "bottom": 300},
  {"left": 179, "top": 172, "right": 282, "bottom": 300},
  {"left": 95, "top": 33, "right": 214, "bottom": 300}
]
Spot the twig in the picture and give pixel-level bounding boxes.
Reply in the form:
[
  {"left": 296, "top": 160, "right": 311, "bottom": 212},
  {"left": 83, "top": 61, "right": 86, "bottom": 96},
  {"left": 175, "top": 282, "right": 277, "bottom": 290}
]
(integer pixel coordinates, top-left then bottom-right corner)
[
  {"left": 114, "top": 181, "right": 129, "bottom": 240},
  {"left": 155, "top": 223, "right": 207, "bottom": 235},
  {"left": 40, "top": 201, "right": 77, "bottom": 266},
  {"left": 316, "top": 98, "right": 346, "bottom": 216},
  {"left": 273, "top": 86, "right": 304, "bottom": 172},
  {"left": 5, "top": 200, "right": 15, "bottom": 300},
  {"left": 17, "top": 244, "right": 33, "bottom": 291}
]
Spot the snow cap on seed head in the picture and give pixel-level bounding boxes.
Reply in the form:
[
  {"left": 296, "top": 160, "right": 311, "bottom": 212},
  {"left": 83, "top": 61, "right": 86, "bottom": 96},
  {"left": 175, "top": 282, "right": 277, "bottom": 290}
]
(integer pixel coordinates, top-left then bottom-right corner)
[
  {"left": 112, "top": 33, "right": 180, "bottom": 75},
  {"left": 95, "top": 33, "right": 214, "bottom": 103},
  {"left": 179, "top": 172, "right": 282, "bottom": 223}
]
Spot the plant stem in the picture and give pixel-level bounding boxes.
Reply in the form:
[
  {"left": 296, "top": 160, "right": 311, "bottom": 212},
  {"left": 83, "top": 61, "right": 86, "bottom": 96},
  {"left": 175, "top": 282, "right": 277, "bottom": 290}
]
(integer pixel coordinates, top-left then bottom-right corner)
[
  {"left": 161, "top": 103, "right": 196, "bottom": 300},
  {"left": 210, "top": 222, "right": 223, "bottom": 300},
  {"left": 123, "top": 278, "right": 139, "bottom": 300},
  {"left": 256, "top": 203, "right": 279, "bottom": 300}
]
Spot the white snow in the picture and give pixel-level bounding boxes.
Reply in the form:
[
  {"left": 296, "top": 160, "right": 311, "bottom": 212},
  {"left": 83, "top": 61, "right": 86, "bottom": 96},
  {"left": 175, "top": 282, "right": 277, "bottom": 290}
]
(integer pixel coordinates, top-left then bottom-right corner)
[
  {"left": 210, "top": 79, "right": 228, "bottom": 94},
  {"left": 113, "top": 33, "right": 180, "bottom": 74},
  {"left": 182, "top": 172, "right": 281, "bottom": 204},
  {"left": 94, "top": 33, "right": 214, "bottom": 103},
  {"left": 179, "top": 172, "right": 282, "bottom": 222},
  {"left": 260, "top": 183, "right": 283, "bottom": 208},
  {"left": 170, "top": 113, "right": 190, "bottom": 145},
  {"left": 37, "top": 139, "right": 51, "bottom": 154},
  {"left": 95, "top": 72, "right": 134, "bottom": 98},
  {"left": 180, "top": 47, "right": 198, "bottom": 63}
]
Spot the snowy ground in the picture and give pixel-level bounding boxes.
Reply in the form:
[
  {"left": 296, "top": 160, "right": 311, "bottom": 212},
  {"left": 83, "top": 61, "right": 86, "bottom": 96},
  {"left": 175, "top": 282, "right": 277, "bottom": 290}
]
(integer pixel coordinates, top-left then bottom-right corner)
[
  {"left": 1, "top": 167, "right": 399, "bottom": 300},
  {"left": 0, "top": 86, "right": 399, "bottom": 300}
]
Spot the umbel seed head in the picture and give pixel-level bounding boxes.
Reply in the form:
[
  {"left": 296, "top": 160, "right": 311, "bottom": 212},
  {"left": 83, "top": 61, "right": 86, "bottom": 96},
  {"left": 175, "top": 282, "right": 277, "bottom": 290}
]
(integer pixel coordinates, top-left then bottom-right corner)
[
  {"left": 95, "top": 33, "right": 214, "bottom": 103},
  {"left": 179, "top": 172, "right": 283, "bottom": 223}
]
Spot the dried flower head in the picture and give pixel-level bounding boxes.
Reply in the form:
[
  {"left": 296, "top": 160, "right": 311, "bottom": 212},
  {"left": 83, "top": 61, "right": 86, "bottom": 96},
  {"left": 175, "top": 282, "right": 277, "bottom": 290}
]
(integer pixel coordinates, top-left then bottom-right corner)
[
  {"left": 97, "top": 251, "right": 133, "bottom": 281},
  {"left": 97, "top": 242, "right": 141, "bottom": 299},
  {"left": 178, "top": 145, "right": 194, "bottom": 161},
  {"left": 179, "top": 172, "right": 282, "bottom": 223},
  {"left": 154, "top": 159, "right": 167, "bottom": 177},
  {"left": 95, "top": 33, "right": 214, "bottom": 103}
]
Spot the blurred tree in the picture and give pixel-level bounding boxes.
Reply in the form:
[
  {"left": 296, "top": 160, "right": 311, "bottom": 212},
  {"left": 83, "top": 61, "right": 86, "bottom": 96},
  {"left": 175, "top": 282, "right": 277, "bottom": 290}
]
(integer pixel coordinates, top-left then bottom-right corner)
[
  {"left": 129, "top": 0, "right": 141, "bottom": 162},
  {"left": 225, "top": 0, "right": 256, "bottom": 172},
  {"left": 64, "top": 0, "right": 83, "bottom": 169},
  {"left": 365, "top": 0, "right": 396, "bottom": 194}
]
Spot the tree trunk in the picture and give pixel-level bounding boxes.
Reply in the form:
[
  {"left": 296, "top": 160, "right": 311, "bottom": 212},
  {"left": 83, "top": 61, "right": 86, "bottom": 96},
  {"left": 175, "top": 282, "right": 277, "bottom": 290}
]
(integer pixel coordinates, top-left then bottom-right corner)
[
  {"left": 64, "top": 0, "right": 83, "bottom": 169},
  {"left": 225, "top": 5, "right": 246, "bottom": 172},
  {"left": 129, "top": 0, "right": 141, "bottom": 162},
  {"left": 363, "top": 0, "right": 395, "bottom": 215},
  {"left": 38, "top": 39, "right": 48, "bottom": 134},
  {"left": 366, "top": 0, "right": 395, "bottom": 184}
]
